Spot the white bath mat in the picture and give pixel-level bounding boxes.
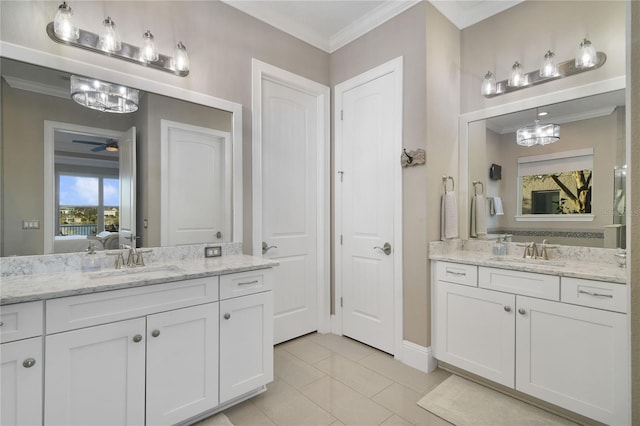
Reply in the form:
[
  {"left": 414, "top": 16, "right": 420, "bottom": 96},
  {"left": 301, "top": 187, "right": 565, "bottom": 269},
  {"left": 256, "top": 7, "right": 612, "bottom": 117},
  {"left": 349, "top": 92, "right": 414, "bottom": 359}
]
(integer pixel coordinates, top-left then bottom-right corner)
[{"left": 417, "top": 375, "right": 577, "bottom": 426}]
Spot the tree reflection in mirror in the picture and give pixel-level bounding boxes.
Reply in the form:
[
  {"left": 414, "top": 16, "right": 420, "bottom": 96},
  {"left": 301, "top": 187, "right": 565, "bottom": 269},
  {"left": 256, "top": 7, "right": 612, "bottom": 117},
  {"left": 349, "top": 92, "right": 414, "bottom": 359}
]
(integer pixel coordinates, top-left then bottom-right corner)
[{"left": 521, "top": 169, "right": 592, "bottom": 214}]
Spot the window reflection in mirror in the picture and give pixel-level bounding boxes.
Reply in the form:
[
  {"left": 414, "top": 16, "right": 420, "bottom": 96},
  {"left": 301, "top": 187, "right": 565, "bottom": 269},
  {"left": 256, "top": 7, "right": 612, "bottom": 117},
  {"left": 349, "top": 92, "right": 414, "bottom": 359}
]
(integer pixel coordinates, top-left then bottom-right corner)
[{"left": 521, "top": 170, "right": 592, "bottom": 214}]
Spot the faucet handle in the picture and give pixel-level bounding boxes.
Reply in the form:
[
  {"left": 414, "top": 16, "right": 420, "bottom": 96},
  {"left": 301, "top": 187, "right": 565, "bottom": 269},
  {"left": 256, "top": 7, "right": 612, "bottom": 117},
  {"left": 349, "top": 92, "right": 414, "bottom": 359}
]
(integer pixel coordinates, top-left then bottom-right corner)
[{"left": 107, "top": 250, "right": 126, "bottom": 269}]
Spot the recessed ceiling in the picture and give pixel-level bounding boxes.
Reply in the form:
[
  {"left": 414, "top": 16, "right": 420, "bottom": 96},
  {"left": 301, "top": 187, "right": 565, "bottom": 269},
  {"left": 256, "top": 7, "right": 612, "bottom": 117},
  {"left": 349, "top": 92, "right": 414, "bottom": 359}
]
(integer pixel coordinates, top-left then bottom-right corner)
[{"left": 222, "top": 0, "right": 523, "bottom": 53}]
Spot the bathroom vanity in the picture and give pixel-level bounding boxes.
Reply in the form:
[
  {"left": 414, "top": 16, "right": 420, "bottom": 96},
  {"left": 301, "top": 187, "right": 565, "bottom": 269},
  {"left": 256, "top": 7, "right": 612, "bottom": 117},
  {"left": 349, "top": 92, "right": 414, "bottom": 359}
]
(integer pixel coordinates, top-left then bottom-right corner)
[
  {"left": 0, "top": 253, "right": 276, "bottom": 426},
  {"left": 430, "top": 241, "right": 629, "bottom": 425}
]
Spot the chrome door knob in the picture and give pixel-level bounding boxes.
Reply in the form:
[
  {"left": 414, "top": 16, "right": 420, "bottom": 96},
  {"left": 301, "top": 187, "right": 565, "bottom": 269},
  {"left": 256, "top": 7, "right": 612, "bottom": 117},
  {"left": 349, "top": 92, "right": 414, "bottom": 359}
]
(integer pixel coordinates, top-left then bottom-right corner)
[{"left": 374, "top": 242, "right": 392, "bottom": 256}]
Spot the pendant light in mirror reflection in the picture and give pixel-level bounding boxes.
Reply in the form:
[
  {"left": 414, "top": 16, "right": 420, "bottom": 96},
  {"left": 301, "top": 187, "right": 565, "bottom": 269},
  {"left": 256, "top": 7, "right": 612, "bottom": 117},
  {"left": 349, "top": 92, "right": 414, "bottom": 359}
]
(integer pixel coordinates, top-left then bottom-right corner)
[
  {"left": 481, "top": 38, "right": 605, "bottom": 98},
  {"left": 516, "top": 109, "right": 560, "bottom": 147},
  {"left": 48, "top": 2, "right": 190, "bottom": 76},
  {"left": 70, "top": 76, "right": 139, "bottom": 114}
]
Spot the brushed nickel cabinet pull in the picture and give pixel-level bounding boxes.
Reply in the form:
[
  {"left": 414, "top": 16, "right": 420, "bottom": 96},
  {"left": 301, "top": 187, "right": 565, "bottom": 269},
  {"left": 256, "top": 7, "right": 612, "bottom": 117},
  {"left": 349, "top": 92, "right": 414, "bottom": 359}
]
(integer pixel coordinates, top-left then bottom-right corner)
[{"left": 578, "top": 289, "right": 613, "bottom": 298}]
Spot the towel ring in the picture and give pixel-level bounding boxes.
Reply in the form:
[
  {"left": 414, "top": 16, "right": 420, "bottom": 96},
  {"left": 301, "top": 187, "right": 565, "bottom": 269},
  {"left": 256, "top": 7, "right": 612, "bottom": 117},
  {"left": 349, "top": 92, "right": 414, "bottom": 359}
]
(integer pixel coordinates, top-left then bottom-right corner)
[
  {"left": 472, "top": 181, "right": 484, "bottom": 196},
  {"left": 442, "top": 176, "right": 454, "bottom": 193}
]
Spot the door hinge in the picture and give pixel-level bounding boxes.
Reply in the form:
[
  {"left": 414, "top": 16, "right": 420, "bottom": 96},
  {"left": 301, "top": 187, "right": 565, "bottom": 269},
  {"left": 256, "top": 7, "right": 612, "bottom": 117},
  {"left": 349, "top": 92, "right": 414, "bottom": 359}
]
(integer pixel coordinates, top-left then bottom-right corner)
[
  {"left": 340, "top": 110, "right": 343, "bottom": 120},
  {"left": 338, "top": 170, "right": 344, "bottom": 182},
  {"left": 340, "top": 234, "right": 343, "bottom": 245},
  {"left": 340, "top": 297, "right": 343, "bottom": 308}
]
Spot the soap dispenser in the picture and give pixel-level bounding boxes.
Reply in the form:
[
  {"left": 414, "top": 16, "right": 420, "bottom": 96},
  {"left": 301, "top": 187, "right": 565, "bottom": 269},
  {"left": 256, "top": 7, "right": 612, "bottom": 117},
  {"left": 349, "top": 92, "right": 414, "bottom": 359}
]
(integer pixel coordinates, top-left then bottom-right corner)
[
  {"left": 81, "top": 242, "right": 101, "bottom": 272},
  {"left": 492, "top": 235, "right": 506, "bottom": 256}
]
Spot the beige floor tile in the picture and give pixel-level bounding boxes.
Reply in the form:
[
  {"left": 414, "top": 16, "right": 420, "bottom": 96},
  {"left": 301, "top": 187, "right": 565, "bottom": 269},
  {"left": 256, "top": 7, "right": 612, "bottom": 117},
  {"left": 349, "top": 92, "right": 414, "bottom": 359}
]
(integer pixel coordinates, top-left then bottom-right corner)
[
  {"left": 330, "top": 420, "right": 347, "bottom": 426},
  {"left": 221, "top": 400, "right": 276, "bottom": 426},
  {"left": 380, "top": 414, "right": 414, "bottom": 426},
  {"left": 275, "top": 348, "right": 327, "bottom": 390},
  {"left": 358, "top": 353, "right": 447, "bottom": 394},
  {"left": 372, "top": 383, "right": 452, "bottom": 426},
  {"left": 306, "top": 333, "right": 377, "bottom": 361},
  {"left": 252, "top": 378, "right": 336, "bottom": 425},
  {"left": 315, "top": 353, "right": 394, "bottom": 397},
  {"left": 301, "top": 376, "right": 393, "bottom": 426},
  {"left": 278, "top": 338, "right": 333, "bottom": 364}
]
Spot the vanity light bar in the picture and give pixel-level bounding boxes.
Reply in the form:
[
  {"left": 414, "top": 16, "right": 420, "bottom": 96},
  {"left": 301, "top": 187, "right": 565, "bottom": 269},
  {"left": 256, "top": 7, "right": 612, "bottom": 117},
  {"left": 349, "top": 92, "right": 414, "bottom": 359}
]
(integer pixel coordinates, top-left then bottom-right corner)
[
  {"left": 483, "top": 52, "right": 606, "bottom": 98},
  {"left": 46, "top": 22, "right": 189, "bottom": 77}
]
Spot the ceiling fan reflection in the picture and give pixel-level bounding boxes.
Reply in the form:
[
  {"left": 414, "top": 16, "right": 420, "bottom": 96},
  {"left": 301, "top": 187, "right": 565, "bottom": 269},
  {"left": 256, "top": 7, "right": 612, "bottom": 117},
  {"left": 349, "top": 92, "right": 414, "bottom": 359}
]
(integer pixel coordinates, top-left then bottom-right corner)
[{"left": 72, "top": 138, "right": 119, "bottom": 152}]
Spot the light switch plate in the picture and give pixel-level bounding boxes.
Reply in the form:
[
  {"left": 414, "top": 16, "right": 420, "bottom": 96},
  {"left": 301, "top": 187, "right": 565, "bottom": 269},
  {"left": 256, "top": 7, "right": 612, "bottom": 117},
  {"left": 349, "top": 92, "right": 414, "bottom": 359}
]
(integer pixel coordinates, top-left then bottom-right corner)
[{"left": 204, "top": 246, "right": 222, "bottom": 258}]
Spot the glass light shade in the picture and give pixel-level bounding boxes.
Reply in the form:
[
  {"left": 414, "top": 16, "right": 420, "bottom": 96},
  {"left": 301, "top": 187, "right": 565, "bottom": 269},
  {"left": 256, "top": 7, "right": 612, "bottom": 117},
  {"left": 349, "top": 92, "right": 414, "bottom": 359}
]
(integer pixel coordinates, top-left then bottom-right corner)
[
  {"left": 70, "top": 75, "right": 139, "bottom": 113},
  {"left": 141, "top": 30, "right": 159, "bottom": 62},
  {"left": 481, "top": 71, "right": 496, "bottom": 96},
  {"left": 575, "top": 38, "right": 597, "bottom": 69},
  {"left": 173, "top": 41, "right": 190, "bottom": 72},
  {"left": 508, "top": 61, "right": 526, "bottom": 87},
  {"left": 539, "top": 50, "right": 559, "bottom": 78},
  {"left": 517, "top": 120, "right": 560, "bottom": 146},
  {"left": 53, "top": 2, "right": 79, "bottom": 41},
  {"left": 97, "top": 17, "right": 121, "bottom": 53}
]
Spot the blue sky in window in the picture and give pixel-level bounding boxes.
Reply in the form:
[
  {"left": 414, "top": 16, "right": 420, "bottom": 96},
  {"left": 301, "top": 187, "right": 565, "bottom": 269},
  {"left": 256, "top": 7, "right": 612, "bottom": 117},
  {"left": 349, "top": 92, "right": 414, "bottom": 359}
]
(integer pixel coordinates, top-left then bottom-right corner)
[{"left": 59, "top": 176, "right": 119, "bottom": 206}]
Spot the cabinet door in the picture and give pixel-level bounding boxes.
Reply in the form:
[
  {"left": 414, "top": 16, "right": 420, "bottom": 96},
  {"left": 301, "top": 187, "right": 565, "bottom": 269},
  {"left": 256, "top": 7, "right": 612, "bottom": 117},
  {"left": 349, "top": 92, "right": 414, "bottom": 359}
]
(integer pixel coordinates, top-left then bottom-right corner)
[
  {"left": 1, "top": 337, "right": 43, "bottom": 426},
  {"left": 45, "top": 318, "right": 146, "bottom": 426},
  {"left": 516, "top": 296, "right": 629, "bottom": 425},
  {"left": 435, "top": 281, "right": 515, "bottom": 387},
  {"left": 146, "top": 303, "right": 219, "bottom": 426},
  {"left": 220, "top": 291, "right": 273, "bottom": 403}
]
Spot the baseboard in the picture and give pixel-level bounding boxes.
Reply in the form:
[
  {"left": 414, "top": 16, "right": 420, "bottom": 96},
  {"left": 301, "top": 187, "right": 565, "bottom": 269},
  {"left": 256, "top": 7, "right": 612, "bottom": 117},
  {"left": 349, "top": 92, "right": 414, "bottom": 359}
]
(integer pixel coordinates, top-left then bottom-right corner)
[{"left": 401, "top": 340, "right": 438, "bottom": 373}]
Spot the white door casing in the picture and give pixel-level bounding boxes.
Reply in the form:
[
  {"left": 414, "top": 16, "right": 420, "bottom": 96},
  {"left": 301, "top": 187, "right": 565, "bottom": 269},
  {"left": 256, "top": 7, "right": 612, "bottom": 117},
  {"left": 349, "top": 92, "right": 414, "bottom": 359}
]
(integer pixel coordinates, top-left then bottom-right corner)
[
  {"left": 334, "top": 57, "right": 403, "bottom": 356},
  {"left": 118, "top": 126, "right": 136, "bottom": 248},
  {"left": 160, "top": 120, "right": 232, "bottom": 246},
  {"left": 252, "top": 59, "right": 330, "bottom": 343}
]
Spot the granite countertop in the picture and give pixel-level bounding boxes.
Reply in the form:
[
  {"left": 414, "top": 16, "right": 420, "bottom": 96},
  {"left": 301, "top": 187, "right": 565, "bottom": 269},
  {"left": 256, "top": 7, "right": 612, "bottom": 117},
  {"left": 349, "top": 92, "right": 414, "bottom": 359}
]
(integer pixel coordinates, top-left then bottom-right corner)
[
  {"left": 429, "top": 250, "right": 626, "bottom": 284},
  {"left": 1, "top": 255, "right": 278, "bottom": 305}
]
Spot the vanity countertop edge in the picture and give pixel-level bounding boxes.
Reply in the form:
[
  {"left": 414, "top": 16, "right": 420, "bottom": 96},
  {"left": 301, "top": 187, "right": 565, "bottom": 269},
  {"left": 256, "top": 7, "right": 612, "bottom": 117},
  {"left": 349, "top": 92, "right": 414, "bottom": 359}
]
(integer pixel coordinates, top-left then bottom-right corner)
[
  {"left": 0, "top": 255, "right": 278, "bottom": 305},
  {"left": 429, "top": 251, "right": 626, "bottom": 284}
]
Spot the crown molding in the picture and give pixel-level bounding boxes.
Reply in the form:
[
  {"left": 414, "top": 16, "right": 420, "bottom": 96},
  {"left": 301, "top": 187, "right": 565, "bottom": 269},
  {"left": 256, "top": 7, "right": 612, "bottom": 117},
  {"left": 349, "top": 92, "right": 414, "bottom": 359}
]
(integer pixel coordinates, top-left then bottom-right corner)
[
  {"left": 429, "top": 0, "right": 525, "bottom": 29},
  {"left": 489, "top": 106, "right": 617, "bottom": 135},
  {"left": 2, "top": 75, "right": 69, "bottom": 99},
  {"left": 330, "top": 0, "right": 422, "bottom": 52}
]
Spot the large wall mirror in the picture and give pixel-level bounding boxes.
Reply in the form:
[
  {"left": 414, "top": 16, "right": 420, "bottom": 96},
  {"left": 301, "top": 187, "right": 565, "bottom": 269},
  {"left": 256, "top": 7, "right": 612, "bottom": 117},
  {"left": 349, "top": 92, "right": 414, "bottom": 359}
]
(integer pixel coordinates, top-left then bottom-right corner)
[
  {"left": 1, "top": 53, "right": 242, "bottom": 257},
  {"left": 461, "top": 81, "right": 626, "bottom": 248}
]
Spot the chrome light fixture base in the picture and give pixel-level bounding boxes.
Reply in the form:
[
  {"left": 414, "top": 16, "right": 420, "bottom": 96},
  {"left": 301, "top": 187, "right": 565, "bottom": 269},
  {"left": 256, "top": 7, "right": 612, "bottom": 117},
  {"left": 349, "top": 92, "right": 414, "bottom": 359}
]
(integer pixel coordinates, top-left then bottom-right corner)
[
  {"left": 46, "top": 22, "right": 189, "bottom": 77},
  {"left": 483, "top": 52, "right": 605, "bottom": 98}
]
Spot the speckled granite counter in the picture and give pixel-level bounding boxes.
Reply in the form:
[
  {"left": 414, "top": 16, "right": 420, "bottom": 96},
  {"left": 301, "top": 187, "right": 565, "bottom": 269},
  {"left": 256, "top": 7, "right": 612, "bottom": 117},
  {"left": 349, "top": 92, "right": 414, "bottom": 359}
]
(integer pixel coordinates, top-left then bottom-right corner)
[
  {"left": 429, "top": 240, "right": 626, "bottom": 284},
  {"left": 1, "top": 255, "right": 278, "bottom": 305}
]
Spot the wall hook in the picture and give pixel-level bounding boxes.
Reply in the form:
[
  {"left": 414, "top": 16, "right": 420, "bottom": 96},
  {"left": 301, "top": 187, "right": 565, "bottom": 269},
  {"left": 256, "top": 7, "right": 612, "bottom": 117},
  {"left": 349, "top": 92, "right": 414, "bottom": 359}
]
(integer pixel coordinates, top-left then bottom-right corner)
[
  {"left": 403, "top": 148, "right": 413, "bottom": 164},
  {"left": 401, "top": 148, "right": 425, "bottom": 168}
]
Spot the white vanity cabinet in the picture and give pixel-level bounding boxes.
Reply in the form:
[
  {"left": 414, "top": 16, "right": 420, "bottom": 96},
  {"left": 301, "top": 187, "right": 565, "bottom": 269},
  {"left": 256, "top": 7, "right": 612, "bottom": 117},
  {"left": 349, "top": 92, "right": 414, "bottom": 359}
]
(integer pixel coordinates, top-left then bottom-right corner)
[
  {"left": 219, "top": 269, "right": 274, "bottom": 403},
  {"left": 0, "top": 301, "right": 44, "bottom": 426},
  {"left": 432, "top": 261, "right": 630, "bottom": 425}
]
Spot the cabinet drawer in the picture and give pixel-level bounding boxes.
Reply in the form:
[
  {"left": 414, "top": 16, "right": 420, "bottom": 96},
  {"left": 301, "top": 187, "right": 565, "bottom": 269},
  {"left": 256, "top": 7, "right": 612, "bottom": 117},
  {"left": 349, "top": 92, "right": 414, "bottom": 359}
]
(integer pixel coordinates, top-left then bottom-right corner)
[
  {"left": 220, "top": 269, "right": 273, "bottom": 300},
  {"left": 46, "top": 277, "right": 219, "bottom": 334},
  {"left": 435, "top": 262, "right": 477, "bottom": 287},
  {"left": 0, "top": 301, "right": 44, "bottom": 343},
  {"left": 561, "top": 277, "right": 627, "bottom": 313},
  {"left": 479, "top": 267, "right": 559, "bottom": 300}
]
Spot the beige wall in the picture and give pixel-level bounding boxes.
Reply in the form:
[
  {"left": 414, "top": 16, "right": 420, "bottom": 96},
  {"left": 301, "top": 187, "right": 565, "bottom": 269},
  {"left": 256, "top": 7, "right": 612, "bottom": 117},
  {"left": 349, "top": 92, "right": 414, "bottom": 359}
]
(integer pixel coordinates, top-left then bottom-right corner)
[
  {"left": 628, "top": 1, "right": 639, "bottom": 423},
  {"left": 0, "top": 0, "right": 330, "bottom": 251},
  {"left": 461, "top": 1, "right": 626, "bottom": 114}
]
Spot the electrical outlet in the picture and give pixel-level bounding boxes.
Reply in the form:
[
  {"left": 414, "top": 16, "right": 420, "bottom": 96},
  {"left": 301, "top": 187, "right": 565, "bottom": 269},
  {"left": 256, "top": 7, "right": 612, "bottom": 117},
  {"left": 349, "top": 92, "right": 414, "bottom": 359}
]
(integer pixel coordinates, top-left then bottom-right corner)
[{"left": 204, "top": 246, "right": 222, "bottom": 258}]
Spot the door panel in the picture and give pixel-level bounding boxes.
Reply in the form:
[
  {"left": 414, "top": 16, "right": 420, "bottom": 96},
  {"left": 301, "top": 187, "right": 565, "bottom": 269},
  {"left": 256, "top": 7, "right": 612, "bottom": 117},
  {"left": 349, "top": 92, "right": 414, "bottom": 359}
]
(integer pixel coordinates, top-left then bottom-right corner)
[
  {"left": 340, "top": 70, "right": 397, "bottom": 354},
  {"left": 262, "top": 78, "right": 318, "bottom": 344}
]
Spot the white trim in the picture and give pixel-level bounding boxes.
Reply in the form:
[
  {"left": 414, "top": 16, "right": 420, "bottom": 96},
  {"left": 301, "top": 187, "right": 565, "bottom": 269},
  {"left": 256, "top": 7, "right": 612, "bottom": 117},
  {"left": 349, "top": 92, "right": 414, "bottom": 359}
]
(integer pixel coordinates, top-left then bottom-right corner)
[
  {"left": 458, "top": 76, "right": 625, "bottom": 239},
  {"left": 333, "top": 57, "right": 404, "bottom": 358},
  {"left": 517, "top": 148, "right": 594, "bottom": 164},
  {"left": 43, "top": 121, "right": 123, "bottom": 254},
  {"left": 400, "top": 341, "right": 438, "bottom": 374},
  {"left": 329, "top": 1, "right": 421, "bottom": 52},
  {"left": 515, "top": 215, "right": 595, "bottom": 222},
  {"left": 2, "top": 41, "right": 243, "bottom": 245},
  {"left": 2, "top": 75, "right": 69, "bottom": 99},
  {"left": 251, "top": 59, "right": 331, "bottom": 335}
]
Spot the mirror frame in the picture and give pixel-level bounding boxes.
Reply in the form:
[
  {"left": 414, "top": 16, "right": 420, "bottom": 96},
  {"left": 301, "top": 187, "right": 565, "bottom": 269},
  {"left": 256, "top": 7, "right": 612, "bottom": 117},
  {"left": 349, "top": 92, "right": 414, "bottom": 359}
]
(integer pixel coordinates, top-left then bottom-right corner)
[
  {"left": 458, "top": 76, "right": 626, "bottom": 240},
  {"left": 1, "top": 41, "right": 244, "bottom": 247}
]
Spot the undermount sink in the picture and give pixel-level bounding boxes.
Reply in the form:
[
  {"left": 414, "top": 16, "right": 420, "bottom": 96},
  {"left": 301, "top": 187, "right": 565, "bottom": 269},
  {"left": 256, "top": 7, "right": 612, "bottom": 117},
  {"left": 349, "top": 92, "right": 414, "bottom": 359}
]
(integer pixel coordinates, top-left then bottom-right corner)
[
  {"left": 488, "top": 256, "right": 566, "bottom": 267},
  {"left": 88, "top": 265, "right": 185, "bottom": 279}
]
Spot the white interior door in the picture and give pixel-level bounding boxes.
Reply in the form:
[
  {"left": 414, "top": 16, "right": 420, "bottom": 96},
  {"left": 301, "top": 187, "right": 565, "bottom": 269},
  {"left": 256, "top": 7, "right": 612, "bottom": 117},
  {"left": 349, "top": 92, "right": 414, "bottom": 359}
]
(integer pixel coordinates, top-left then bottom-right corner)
[
  {"left": 161, "top": 120, "right": 232, "bottom": 246},
  {"left": 118, "top": 126, "right": 136, "bottom": 248},
  {"left": 336, "top": 58, "right": 403, "bottom": 355},
  {"left": 253, "top": 60, "right": 330, "bottom": 344}
]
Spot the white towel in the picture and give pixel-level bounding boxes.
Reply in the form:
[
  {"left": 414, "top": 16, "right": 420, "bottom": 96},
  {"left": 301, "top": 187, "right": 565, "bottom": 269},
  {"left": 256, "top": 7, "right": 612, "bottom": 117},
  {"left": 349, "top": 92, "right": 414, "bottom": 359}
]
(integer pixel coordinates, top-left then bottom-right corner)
[
  {"left": 470, "top": 195, "right": 487, "bottom": 237},
  {"left": 490, "top": 196, "right": 504, "bottom": 216},
  {"left": 441, "top": 192, "right": 458, "bottom": 240}
]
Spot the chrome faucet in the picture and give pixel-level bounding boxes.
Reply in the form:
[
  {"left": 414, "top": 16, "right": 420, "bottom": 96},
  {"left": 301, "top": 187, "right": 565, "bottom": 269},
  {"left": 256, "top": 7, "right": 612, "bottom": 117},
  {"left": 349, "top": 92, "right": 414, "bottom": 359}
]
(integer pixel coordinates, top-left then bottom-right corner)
[
  {"left": 540, "top": 239, "right": 550, "bottom": 260},
  {"left": 523, "top": 242, "right": 539, "bottom": 259}
]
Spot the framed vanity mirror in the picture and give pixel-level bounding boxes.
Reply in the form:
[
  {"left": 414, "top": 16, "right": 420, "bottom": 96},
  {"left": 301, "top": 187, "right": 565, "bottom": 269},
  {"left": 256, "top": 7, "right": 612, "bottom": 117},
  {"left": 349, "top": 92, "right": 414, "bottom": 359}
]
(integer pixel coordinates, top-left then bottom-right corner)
[
  {"left": 1, "top": 49, "right": 243, "bottom": 257},
  {"left": 460, "top": 79, "right": 626, "bottom": 248}
]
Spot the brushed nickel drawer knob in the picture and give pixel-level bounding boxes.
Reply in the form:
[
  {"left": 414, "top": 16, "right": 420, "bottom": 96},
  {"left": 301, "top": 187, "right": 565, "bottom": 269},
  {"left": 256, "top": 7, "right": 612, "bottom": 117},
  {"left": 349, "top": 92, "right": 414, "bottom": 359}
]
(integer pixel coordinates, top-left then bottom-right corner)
[
  {"left": 133, "top": 334, "right": 143, "bottom": 343},
  {"left": 23, "top": 358, "right": 36, "bottom": 368},
  {"left": 224, "top": 313, "right": 231, "bottom": 320},
  {"left": 151, "top": 330, "right": 160, "bottom": 338},
  {"left": 518, "top": 308, "right": 526, "bottom": 315},
  {"left": 504, "top": 306, "right": 512, "bottom": 312}
]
